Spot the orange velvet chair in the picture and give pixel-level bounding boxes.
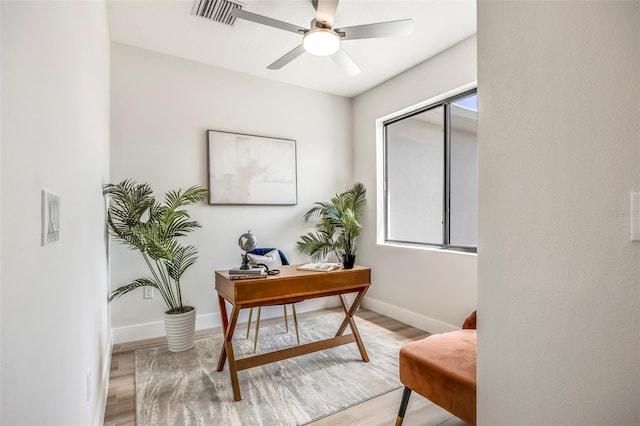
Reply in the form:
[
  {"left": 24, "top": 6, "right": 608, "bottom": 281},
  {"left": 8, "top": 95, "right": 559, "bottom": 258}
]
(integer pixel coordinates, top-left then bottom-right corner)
[{"left": 396, "top": 311, "right": 477, "bottom": 425}]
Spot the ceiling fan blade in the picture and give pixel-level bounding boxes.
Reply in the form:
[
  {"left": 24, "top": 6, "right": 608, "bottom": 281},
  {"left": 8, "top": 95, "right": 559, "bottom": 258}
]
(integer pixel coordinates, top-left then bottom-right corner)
[
  {"left": 231, "top": 8, "right": 308, "bottom": 35},
  {"left": 335, "top": 19, "right": 414, "bottom": 40},
  {"left": 267, "top": 44, "right": 306, "bottom": 70},
  {"left": 331, "top": 48, "right": 361, "bottom": 77},
  {"left": 315, "top": 0, "right": 339, "bottom": 27}
]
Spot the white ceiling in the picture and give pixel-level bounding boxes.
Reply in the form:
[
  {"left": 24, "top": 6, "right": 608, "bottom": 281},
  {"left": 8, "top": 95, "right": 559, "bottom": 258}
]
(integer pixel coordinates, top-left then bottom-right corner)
[{"left": 107, "top": 0, "right": 476, "bottom": 98}]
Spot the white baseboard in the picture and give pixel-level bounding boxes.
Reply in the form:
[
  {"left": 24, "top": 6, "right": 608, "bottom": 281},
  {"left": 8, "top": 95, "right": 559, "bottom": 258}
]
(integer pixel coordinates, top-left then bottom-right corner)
[
  {"left": 112, "top": 315, "right": 217, "bottom": 344},
  {"left": 113, "top": 319, "right": 166, "bottom": 344},
  {"left": 112, "top": 298, "right": 340, "bottom": 344},
  {"left": 361, "top": 296, "right": 458, "bottom": 335},
  {"left": 112, "top": 297, "right": 457, "bottom": 343}
]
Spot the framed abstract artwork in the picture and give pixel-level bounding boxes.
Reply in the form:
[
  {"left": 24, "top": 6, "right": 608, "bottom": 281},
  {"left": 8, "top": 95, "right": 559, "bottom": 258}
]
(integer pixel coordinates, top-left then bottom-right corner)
[{"left": 207, "top": 130, "right": 297, "bottom": 205}]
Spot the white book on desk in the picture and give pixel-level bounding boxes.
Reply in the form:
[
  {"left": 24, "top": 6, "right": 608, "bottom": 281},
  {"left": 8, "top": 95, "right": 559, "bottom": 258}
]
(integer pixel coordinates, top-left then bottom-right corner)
[
  {"left": 229, "top": 274, "right": 267, "bottom": 280},
  {"left": 297, "top": 262, "right": 342, "bottom": 272},
  {"left": 228, "top": 267, "right": 265, "bottom": 275},
  {"left": 228, "top": 267, "right": 267, "bottom": 280}
]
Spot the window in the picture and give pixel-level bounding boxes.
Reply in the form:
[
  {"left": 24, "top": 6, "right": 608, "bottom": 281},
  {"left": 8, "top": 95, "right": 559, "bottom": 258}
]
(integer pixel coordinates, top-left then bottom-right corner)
[{"left": 383, "top": 90, "right": 477, "bottom": 252}]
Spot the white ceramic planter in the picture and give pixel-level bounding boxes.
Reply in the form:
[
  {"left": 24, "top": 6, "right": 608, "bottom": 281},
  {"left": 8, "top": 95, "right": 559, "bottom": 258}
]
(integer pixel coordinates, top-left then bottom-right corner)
[{"left": 164, "top": 307, "right": 196, "bottom": 352}]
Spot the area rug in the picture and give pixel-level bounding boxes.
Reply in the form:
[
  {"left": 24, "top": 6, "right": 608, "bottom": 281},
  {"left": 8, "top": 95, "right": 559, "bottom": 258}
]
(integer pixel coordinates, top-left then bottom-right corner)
[{"left": 135, "top": 312, "right": 403, "bottom": 426}]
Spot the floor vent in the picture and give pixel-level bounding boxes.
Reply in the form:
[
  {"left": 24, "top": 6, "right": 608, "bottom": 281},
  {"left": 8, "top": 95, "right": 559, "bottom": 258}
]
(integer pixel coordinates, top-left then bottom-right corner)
[{"left": 192, "top": 0, "right": 245, "bottom": 26}]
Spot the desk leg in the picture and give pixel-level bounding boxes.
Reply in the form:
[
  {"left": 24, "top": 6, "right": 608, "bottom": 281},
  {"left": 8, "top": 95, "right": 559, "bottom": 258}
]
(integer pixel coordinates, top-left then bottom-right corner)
[
  {"left": 336, "top": 288, "right": 368, "bottom": 335},
  {"left": 336, "top": 289, "right": 369, "bottom": 362},
  {"left": 216, "top": 295, "right": 229, "bottom": 371},
  {"left": 217, "top": 304, "right": 242, "bottom": 401},
  {"left": 226, "top": 308, "right": 242, "bottom": 401}
]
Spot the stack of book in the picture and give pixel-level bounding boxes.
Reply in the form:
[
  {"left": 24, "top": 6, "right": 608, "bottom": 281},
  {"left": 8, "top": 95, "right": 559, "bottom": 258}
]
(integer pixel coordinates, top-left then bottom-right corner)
[{"left": 228, "top": 267, "right": 267, "bottom": 280}]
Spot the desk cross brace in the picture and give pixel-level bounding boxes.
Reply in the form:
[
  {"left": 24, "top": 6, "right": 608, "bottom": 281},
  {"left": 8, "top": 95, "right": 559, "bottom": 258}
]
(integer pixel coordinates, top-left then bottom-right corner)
[{"left": 216, "top": 288, "right": 369, "bottom": 401}]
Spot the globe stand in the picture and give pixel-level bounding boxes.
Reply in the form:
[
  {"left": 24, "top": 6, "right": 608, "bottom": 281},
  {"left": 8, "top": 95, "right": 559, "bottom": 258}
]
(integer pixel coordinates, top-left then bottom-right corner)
[{"left": 239, "top": 252, "right": 251, "bottom": 270}]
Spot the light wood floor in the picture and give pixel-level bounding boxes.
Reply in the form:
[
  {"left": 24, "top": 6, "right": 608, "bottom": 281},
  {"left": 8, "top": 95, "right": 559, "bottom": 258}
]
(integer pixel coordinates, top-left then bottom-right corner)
[{"left": 104, "top": 308, "right": 468, "bottom": 426}]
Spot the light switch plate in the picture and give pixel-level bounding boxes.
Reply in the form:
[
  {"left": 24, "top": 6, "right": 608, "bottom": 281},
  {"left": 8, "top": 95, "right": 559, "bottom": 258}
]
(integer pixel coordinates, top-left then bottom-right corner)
[
  {"left": 41, "top": 189, "right": 60, "bottom": 245},
  {"left": 143, "top": 287, "right": 154, "bottom": 299}
]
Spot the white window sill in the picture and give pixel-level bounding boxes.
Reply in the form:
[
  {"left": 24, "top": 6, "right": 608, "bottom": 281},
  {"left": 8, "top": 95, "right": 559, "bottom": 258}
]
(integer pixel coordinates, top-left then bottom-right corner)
[{"left": 379, "top": 241, "right": 477, "bottom": 256}]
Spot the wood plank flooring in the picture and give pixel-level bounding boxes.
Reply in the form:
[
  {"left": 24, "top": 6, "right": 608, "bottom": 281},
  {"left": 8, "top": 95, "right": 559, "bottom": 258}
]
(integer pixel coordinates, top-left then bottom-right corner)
[{"left": 104, "top": 308, "right": 468, "bottom": 426}]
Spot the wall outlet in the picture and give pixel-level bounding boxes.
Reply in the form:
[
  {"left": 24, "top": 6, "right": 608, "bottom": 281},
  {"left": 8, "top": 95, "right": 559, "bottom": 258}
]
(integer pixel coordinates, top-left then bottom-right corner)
[{"left": 143, "top": 287, "right": 154, "bottom": 299}]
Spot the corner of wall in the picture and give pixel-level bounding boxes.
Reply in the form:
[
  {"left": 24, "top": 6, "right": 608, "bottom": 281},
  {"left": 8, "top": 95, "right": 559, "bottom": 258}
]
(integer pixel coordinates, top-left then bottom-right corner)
[
  {"left": 93, "top": 329, "right": 113, "bottom": 426},
  {"left": 362, "top": 297, "right": 459, "bottom": 334}
]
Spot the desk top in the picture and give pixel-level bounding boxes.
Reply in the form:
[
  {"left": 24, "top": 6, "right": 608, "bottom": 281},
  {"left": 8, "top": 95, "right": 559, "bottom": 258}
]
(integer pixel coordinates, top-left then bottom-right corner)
[{"left": 215, "top": 264, "right": 371, "bottom": 308}]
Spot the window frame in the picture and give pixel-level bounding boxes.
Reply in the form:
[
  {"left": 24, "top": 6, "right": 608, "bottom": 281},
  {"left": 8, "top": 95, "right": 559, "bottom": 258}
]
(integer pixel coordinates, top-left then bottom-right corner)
[{"left": 383, "top": 88, "right": 477, "bottom": 253}]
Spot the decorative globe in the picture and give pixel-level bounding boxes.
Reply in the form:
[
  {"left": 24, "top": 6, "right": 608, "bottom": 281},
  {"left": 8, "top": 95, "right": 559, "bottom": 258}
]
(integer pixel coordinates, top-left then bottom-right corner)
[{"left": 238, "top": 231, "right": 257, "bottom": 252}]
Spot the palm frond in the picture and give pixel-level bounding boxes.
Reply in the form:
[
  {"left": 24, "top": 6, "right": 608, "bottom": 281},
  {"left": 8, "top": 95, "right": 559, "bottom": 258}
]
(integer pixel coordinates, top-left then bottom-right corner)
[
  {"left": 166, "top": 245, "right": 199, "bottom": 281},
  {"left": 303, "top": 202, "right": 331, "bottom": 222},
  {"left": 296, "top": 183, "right": 367, "bottom": 260},
  {"left": 141, "top": 226, "right": 180, "bottom": 261},
  {"left": 164, "top": 186, "right": 208, "bottom": 216},
  {"left": 104, "top": 180, "right": 207, "bottom": 312},
  {"left": 165, "top": 217, "right": 202, "bottom": 238},
  {"left": 104, "top": 179, "right": 155, "bottom": 226},
  {"left": 347, "top": 182, "right": 367, "bottom": 220},
  {"left": 108, "top": 278, "right": 157, "bottom": 302},
  {"left": 296, "top": 232, "right": 336, "bottom": 261},
  {"left": 182, "top": 186, "right": 209, "bottom": 204}
]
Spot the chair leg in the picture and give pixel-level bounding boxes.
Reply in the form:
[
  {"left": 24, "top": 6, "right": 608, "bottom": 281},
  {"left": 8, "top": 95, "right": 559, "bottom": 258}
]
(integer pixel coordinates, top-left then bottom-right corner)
[
  {"left": 283, "top": 305, "right": 289, "bottom": 332},
  {"left": 253, "top": 307, "right": 261, "bottom": 353},
  {"left": 252, "top": 305, "right": 299, "bottom": 352},
  {"left": 246, "top": 308, "right": 253, "bottom": 339},
  {"left": 395, "top": 387, "right": 412, "bottom": 426},
  {"left": 292, "top": 304, "right": 300, "bottom": 345}
]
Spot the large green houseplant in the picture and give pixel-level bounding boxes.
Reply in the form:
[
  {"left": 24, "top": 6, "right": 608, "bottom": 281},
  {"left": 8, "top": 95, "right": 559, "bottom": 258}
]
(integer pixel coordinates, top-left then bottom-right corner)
[
  {"left": 296, "top": 182, "right": 367, "bottom": 269},
  {"left": 103, "top": 179, "right": 208, "bottom": 351}
]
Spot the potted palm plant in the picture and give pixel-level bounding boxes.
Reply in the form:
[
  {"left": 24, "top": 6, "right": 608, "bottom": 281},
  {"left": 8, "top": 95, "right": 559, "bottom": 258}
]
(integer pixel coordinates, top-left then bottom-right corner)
[
  {"left": 103, "top": 179, "right": 208, "bottom": 352},
  {"left": 296, "top": 182, "right": 367, "bottom": 269}
]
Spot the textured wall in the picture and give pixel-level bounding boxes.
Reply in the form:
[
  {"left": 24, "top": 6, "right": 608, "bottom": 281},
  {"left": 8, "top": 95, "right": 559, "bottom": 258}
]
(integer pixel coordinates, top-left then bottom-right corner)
[
  {"left": 477, "top": 1, "right": 640, "bottom": 424},
  {"left": 353, "top": 36, "right": 477, "bottom": 332},
  {"left": 1, "top": 1, "right": 111, "bottom": 424}
]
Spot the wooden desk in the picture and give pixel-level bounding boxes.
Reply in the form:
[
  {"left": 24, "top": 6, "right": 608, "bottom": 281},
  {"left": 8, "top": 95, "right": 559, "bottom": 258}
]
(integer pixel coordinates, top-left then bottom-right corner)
[{"left": 215, "top": 264, "right": 371, "bottom": 401}]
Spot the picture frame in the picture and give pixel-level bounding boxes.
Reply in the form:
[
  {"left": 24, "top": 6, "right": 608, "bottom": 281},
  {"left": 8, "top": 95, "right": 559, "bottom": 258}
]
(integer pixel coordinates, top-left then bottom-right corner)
[{"left": 207, "top": 130, "right": 297, "bottom": 205}]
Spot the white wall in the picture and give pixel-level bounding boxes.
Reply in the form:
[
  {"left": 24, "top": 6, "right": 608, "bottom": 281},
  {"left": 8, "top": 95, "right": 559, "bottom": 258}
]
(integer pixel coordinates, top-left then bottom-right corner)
[
  {"left": 477, "top": 1, "right": 640, "bottom": 425},
  {"left": 110, "top": 43, "right": 352, "bottom": 342},
  {"left": 352, "top": 36, "right": 477, "bottom": 333},
  {"left": 1, "top": 1, "right": 111, "bottom": 425}
]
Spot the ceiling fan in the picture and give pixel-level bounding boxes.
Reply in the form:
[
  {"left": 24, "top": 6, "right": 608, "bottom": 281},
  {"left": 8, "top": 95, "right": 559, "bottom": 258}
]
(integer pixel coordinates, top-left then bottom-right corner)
[{"left": 230, "top": 0, "right": 413, "bottom": 77}]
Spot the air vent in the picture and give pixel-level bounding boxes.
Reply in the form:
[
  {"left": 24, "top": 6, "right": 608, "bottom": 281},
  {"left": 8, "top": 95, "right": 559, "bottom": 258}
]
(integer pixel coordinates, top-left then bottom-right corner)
[{"left": 192, "top": 0, "right": 245, "bottom": 26}]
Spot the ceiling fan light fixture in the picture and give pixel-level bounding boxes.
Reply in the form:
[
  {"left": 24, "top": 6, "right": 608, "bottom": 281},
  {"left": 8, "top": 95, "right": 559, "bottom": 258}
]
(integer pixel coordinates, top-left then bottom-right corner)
[{"left": 303, "top": 28, "right": 340, "bottom": 56}]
